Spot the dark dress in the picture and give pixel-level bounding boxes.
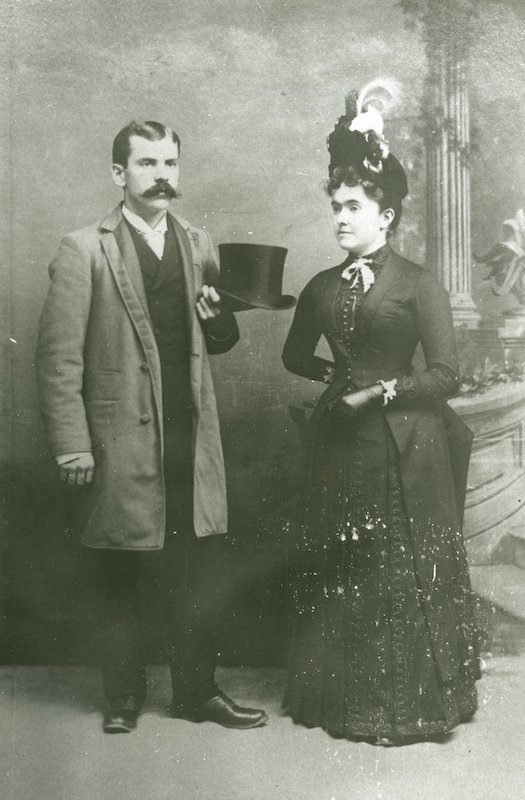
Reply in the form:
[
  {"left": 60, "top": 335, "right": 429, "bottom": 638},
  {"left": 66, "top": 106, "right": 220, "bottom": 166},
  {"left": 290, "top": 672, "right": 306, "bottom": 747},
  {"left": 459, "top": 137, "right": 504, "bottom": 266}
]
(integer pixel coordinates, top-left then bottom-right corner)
[{"left": 282, "top": 244, "right": 479, "bottom": 739}]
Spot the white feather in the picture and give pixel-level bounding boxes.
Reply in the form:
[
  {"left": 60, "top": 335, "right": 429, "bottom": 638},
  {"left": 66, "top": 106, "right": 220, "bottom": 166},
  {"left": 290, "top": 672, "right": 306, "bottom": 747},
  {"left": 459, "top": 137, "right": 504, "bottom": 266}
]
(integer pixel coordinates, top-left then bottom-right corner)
[
  {"left": 349, "top": 106, "right": 384, "bottom": 137},
  {"left": 357, "top": 78, "right": 402, "bottom": 117}
]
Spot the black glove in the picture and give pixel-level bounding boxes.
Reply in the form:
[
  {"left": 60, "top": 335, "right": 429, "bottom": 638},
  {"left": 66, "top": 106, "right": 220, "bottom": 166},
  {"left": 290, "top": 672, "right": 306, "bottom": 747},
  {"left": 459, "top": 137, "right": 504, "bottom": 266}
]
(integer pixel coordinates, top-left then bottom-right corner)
[{"left": 331, "top": 383, "right": 384, "bottom": 421}]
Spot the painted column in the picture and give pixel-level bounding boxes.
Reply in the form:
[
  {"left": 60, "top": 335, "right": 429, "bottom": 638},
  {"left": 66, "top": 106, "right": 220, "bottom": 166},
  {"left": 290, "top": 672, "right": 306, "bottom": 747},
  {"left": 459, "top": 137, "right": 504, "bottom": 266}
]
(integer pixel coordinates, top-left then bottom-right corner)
[{"left": 426, "top": 42, "right": 480, "bottom": 328}]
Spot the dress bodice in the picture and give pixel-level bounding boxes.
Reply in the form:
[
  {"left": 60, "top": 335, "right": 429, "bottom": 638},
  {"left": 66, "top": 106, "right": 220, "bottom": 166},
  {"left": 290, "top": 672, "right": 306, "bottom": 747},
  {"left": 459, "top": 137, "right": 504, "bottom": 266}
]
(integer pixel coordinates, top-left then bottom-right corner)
[{"left": 282, "top": 246, "right": 459, "bottom": 403}]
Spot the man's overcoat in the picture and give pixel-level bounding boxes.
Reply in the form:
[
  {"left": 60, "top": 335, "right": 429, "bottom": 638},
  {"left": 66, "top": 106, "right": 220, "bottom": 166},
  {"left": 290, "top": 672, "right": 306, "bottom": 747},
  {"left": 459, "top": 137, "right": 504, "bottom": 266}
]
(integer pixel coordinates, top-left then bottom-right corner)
[{"left": 36, "top": 205, "right": 234, "bottom": 549}]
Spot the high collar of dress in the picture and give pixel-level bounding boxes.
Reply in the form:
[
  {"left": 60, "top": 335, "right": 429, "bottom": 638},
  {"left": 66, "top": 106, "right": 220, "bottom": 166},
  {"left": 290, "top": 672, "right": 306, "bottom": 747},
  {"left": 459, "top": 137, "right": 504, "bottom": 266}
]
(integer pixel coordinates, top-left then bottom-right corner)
[{"left": 342, "top": 242, "right": 391, "bottom": 272}]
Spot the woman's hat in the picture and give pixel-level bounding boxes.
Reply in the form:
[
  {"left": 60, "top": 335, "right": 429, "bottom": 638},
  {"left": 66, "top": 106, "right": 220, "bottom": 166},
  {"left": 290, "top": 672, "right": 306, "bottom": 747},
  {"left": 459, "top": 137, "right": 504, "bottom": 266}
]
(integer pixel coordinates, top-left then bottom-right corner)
[
  {"left": 218, "top": 243, "right": 297, "bottom": 311},
  {"left": 327, "top": 82, "right": 408, "bottom": 199}
]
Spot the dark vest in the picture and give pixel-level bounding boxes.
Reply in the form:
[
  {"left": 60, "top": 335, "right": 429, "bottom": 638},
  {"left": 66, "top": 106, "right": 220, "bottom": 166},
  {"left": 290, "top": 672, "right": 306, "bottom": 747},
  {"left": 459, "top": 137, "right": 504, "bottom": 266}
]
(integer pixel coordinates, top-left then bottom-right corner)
[
  {"left": 126, "top": 219, "right": 195, "bottom": 533},
  {"left": 125, "top": 219, "right": 193, "bottom": 425}
]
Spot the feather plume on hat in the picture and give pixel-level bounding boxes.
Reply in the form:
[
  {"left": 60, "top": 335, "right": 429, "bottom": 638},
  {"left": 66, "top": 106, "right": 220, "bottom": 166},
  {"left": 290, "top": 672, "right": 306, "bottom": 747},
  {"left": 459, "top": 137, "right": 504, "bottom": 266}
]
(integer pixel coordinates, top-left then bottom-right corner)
[{"left": 327, "top": 79, "right": 408, "bottom": 198}]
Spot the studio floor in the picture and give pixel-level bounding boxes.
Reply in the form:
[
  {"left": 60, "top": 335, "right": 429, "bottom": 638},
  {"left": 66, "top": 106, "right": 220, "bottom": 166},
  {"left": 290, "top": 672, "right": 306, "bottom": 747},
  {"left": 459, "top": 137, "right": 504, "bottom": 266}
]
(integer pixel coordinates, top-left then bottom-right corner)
[{"left": 1, "top": 658, "right": 524, "bottom": 800}]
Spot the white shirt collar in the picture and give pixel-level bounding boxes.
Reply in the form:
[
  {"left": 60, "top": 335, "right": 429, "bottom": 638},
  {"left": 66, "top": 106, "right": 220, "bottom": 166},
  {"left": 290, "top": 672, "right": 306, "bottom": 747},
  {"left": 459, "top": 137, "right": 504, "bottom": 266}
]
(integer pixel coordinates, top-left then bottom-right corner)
[{"left": 122, "top": 204, "right": 168, "bottom": 236}]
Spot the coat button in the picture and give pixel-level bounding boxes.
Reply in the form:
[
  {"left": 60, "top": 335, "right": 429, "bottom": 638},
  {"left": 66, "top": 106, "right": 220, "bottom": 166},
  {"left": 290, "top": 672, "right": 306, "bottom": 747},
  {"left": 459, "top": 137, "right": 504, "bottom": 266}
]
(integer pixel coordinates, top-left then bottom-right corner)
[
  {"left": 140, "top": 363, "right": 149, "bottom": 372},
  {"left": 140, "top": 414, "right": 151, "bottom": 424}
]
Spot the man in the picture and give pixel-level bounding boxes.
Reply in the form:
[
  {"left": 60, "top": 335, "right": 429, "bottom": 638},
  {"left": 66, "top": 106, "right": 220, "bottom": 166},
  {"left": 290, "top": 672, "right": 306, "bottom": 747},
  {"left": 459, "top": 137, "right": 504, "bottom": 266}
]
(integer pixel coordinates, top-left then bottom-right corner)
[{"left": 36, "top": 120, "right": 268, "bottom": 733}]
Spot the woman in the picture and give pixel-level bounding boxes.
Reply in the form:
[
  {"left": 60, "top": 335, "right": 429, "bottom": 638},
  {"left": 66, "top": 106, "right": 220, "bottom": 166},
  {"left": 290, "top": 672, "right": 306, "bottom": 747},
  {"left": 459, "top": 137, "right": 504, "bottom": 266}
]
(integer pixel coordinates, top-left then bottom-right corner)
[{"left": 282, "top": 93, "right": 480, "bottom": 745}]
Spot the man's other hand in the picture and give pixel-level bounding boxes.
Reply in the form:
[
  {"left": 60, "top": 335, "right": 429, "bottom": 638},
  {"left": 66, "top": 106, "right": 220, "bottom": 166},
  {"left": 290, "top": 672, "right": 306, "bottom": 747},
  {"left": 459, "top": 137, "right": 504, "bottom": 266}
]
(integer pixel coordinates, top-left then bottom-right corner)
[
  {"left": 56, "top": 453, "right": 95, "bottom": 486},
  {"left": 196, "top": 285, "right": 223, "bottom": 320}
]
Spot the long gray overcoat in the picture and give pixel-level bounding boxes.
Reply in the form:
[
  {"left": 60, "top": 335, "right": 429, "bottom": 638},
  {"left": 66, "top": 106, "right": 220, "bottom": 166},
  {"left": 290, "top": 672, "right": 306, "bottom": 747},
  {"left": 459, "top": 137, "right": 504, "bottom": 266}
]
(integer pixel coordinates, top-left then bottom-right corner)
[{"left": 36, "top": 205, "right": 236, "bottom": 549}]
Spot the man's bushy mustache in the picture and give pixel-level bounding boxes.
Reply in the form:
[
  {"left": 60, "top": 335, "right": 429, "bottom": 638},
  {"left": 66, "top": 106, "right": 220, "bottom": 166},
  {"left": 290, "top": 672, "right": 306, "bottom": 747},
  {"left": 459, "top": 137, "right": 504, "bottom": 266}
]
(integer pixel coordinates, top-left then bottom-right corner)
[{"left": 141, "top": 181, "right": 178, "bottom": 199}]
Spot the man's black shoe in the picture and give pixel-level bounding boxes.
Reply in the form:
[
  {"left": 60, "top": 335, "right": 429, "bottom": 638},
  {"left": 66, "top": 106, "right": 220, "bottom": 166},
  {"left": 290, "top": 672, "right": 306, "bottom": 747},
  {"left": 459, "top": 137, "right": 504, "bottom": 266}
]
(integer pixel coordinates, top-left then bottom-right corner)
[
  {"left": 103, "top": 695, "right": 142, "bottom": 734},
  {"left": 172, "top": 691, "right": 268, "bottom": 729}
]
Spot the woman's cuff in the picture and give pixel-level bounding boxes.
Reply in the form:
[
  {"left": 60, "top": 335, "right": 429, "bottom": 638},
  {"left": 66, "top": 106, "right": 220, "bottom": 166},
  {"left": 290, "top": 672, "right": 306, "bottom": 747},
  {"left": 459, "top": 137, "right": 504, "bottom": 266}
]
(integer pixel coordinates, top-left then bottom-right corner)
[
  {"left": 323, "top": 365, "right": 336, "bottom": 384},
  {"left": 378, "top": 378, "right": 398, "bottom": 406}
]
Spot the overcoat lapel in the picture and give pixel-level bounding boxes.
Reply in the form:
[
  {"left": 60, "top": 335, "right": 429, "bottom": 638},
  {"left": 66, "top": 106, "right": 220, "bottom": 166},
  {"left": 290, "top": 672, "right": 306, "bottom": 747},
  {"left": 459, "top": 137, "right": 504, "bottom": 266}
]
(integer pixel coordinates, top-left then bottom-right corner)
[
  {"left": 103, "top": 211, "right": 150, "bottom": 318},
  {"left": 168, "top": 212, "right": 203, "bottom": 399},
  {"left": 99, "top": 206, "right": 164, "bottom": 426}
]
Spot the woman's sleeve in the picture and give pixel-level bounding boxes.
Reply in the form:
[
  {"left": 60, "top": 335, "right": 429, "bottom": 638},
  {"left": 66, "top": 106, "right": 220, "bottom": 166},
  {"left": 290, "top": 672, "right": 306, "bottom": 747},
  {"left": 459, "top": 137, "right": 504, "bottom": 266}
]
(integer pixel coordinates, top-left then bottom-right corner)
[
  {"left": 394, "top": 269, "right": 459, "bottom": 405},
  {"left": 282, "top": 274, "right": 335, "bottom": 382}
]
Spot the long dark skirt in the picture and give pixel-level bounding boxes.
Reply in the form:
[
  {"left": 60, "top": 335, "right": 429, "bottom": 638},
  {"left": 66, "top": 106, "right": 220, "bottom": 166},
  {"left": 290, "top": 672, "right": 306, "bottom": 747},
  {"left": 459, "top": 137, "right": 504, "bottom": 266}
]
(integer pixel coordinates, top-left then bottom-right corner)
[{"left": 284, "top": 408, "right": 478, "bottom": 738}]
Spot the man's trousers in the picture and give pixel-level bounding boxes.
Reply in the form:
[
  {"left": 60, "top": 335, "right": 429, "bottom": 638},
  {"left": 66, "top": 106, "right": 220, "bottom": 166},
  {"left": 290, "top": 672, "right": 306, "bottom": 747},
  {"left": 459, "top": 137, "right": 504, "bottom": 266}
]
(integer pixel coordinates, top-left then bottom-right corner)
[
  {"left": 87, "top": 530, "right": 224, "bottom": 708},
  {"left": 84, "top": 412, "right": 225, "bottom": 708}
]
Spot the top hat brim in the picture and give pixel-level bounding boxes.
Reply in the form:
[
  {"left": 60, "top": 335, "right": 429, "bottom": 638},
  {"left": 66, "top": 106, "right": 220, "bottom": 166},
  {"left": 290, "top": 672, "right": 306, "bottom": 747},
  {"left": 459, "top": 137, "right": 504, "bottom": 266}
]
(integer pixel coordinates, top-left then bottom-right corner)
[{"left": 218, "top": 288, "right": 297, "bottom": 312}]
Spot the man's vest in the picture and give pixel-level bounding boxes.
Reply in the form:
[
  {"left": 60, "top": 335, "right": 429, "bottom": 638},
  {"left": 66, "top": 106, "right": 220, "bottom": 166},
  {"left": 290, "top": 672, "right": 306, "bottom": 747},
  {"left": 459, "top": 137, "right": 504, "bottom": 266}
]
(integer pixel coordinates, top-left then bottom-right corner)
[
  {"left": 126, "top": 218, "right": 193, "bottom": 425},
  {"left": 126, "top": 218, "right": 195, "bottom": 530}
]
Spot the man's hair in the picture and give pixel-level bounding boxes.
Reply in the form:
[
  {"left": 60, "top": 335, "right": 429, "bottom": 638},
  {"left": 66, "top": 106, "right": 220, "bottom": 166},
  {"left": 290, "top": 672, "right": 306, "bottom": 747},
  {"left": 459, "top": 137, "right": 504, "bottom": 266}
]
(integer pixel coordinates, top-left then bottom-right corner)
[
  {"left": 325, "top": 165, "right": 403, "bottom": 231},
  {"left": 112, "top": 121, "right": 181, "bottom": 167}
]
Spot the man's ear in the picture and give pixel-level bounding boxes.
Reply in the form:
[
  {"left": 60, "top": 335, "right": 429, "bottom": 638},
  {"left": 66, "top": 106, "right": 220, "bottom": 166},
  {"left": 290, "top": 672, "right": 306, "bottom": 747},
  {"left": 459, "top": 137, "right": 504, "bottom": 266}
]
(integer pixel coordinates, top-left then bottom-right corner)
[{"left": 111, "top": 163, "right": 126, "bottom": 188}]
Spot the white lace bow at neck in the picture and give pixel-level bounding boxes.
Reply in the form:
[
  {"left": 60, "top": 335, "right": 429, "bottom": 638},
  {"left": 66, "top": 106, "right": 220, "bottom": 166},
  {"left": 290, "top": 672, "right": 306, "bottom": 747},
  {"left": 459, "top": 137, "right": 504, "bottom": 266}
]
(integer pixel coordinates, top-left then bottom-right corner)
[{"left": 341, "top": 257, "right": 376, "bottom": 294}]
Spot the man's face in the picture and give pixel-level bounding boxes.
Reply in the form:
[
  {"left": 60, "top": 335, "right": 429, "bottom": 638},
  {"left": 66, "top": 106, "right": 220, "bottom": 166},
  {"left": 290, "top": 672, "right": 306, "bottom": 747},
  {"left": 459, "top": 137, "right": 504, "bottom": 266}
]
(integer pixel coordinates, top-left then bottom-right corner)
[
  {"left": 331, "top": 182, "right": 392, "bottom": 255},
  {"left": 112, "top": 135, "right": 180, "bottom": 221}
]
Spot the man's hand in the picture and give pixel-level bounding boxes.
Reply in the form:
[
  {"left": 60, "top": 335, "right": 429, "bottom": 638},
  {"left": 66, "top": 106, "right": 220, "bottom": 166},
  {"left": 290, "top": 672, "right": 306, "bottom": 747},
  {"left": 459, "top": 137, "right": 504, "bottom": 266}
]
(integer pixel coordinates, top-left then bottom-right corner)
[
  {"left": 56, "top": 453, "right": 95, "bottom": 486},
  {"left": 196, "top": 285, "right": 223, "bottom": 320}
]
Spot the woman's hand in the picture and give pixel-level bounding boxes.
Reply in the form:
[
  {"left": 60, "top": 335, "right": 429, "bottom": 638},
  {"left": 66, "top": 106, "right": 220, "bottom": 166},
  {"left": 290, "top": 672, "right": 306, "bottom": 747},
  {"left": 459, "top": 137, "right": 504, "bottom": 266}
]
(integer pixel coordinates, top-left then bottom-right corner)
[
  {"left": 332, "top": 384, "right": 384, "bottom": 420},
  {"left": 196, "top": 285, "right": 223, "bottom": 320}
]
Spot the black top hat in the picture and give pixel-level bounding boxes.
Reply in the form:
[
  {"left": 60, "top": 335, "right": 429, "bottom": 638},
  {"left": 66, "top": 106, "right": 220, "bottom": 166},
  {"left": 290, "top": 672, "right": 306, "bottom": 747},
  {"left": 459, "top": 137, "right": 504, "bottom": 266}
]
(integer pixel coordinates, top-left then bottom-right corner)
[{"left": 218, "top": 243, "right": 296, "bottom": 311}]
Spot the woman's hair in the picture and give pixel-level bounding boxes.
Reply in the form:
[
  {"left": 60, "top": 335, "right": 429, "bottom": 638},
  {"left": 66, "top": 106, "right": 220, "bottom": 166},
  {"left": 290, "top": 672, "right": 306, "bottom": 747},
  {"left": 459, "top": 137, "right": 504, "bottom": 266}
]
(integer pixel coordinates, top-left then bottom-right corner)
[{"left": 325, "top": 165, "right": 403, "bottom": 231}]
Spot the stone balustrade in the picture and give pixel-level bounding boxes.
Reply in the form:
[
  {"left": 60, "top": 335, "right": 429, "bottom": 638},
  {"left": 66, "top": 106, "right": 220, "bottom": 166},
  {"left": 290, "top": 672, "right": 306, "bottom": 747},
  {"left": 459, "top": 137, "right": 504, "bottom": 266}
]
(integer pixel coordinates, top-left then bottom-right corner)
[{"left": 451, "top": 382, "right": 525, "bottom": 564}]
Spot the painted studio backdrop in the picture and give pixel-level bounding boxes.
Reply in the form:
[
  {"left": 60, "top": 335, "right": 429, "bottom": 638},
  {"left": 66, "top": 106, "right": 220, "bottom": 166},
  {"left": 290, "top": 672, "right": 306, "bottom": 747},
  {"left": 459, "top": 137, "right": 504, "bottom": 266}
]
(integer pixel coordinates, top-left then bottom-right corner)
[{"left": 2, "top": 0, "right": 525, "bottom": 663}]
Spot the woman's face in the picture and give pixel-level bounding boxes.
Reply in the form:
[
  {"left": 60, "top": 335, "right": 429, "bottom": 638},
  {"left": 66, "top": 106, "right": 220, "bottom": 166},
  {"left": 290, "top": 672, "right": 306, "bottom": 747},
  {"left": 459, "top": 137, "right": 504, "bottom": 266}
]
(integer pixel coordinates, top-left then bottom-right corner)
[{"left": 330, "top": 182, "right": 393, "bottom": 255}]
